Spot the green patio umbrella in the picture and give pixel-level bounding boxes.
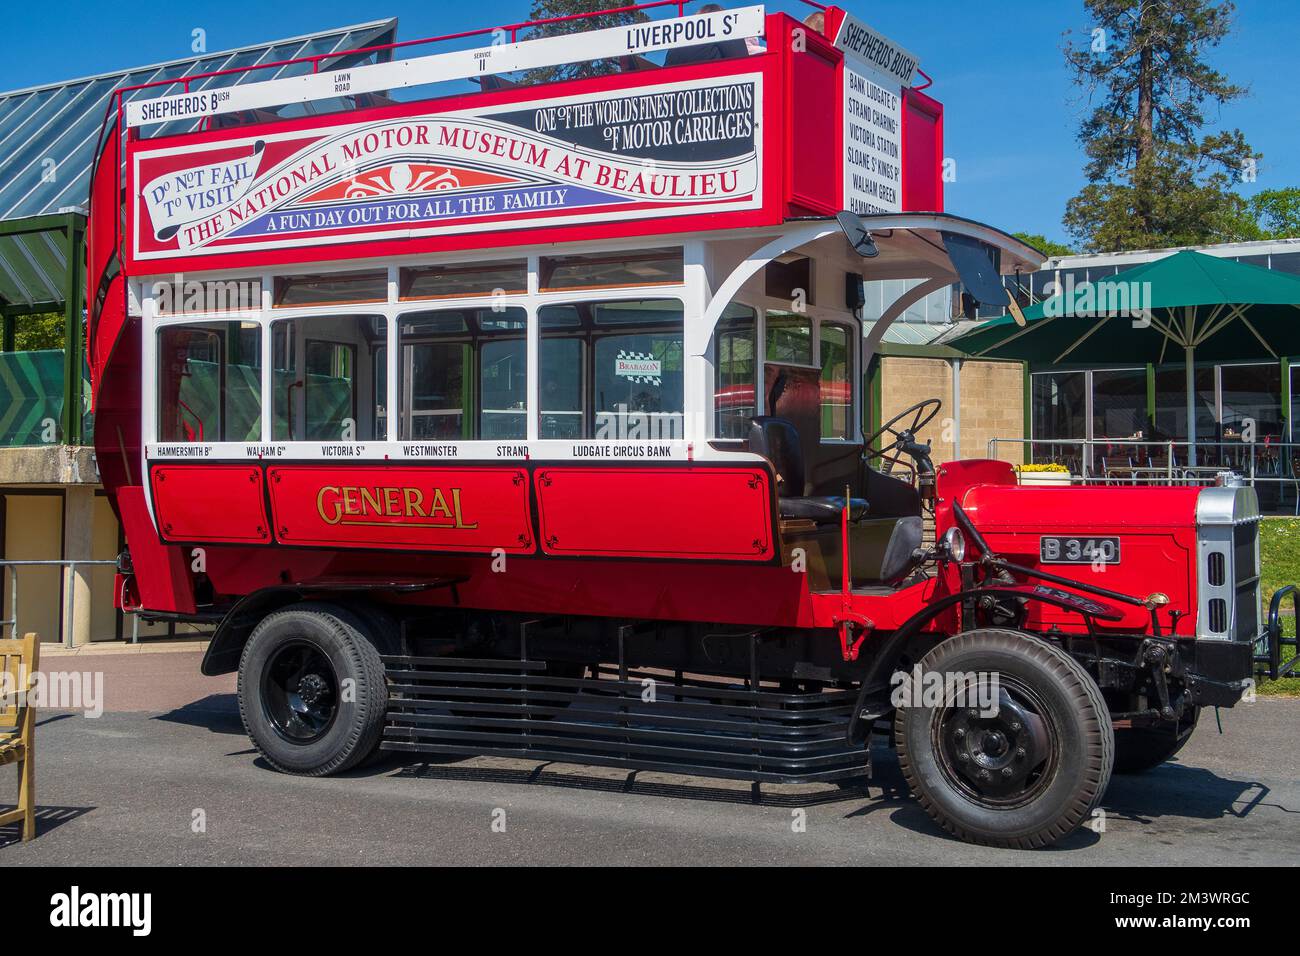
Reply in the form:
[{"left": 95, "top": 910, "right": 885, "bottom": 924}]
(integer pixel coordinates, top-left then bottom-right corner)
[{"left": 949, "top": 249, "right": 1300, "bottom": 464}]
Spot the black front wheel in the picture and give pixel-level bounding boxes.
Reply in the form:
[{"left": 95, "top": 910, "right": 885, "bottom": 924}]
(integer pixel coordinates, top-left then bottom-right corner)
[
  {"left": 238, "top": 603, "right": 388, "bottom": 776},
  {"left": 895, "top": 628, "right": 1113, "bottom": 849}
]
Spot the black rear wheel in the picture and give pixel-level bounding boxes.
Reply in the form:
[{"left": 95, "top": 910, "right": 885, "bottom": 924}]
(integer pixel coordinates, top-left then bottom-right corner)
[
  {"left": 894, "top": 628, "right": 1113, "bottom": 849},
  {"left": 238, "top": 602, "right": 388, "bottom": 776},
  {"left": 1114, "top": 707, "right": 1199, "bottom": 773}
]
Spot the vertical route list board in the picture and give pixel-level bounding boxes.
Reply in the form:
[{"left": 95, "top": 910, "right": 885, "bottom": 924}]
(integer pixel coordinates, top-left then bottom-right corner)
[{"left": 833, "top": 13, "right": 919, "bottom": 215}]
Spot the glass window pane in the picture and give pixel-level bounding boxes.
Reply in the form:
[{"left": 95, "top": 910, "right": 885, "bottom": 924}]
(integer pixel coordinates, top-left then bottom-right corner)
[
  {"left": 714, "top": 304, "right": 757, "bottom": 439},
  {"left": 1031, "top": 371, "right": 1085, "bottom": 465},
  {"left": 538, "top": 298, "right": 683, "bottom": 439},
  {"left": 400, "top": 260, "right": 527, "bottom": 300},
  {"left": 1091, "top": 368, "right": 1147, "bottom": 441},
  {"left": 271, "top": 314, "right": 386, "bottom": 440},
  {"left": 273, "top": 270, "right": 387, "bottom": 307},
  {"left": 1155, "top": 366, "right": 1215, "bottom": 443},
  {"left": 540, "top": 248, "right": 683, "bottom": 291},
  {"left": 152, "top": 276, "right": 262, "bottom": 315},
  {"left": 1220, "top": 363, "right": 1282, "bottom": 440},
  {"left": 539, "top": 338, "right": 584, "bottom": 439},
  {"left": 157, "top": 321, "right": 261, "bottom": 442},
  {"left": 480, "top": 340, "right": 526, "bottom": 439},
  {"left": 765, "top": 311, "right": 812, "bottom": 365},
  {"left": 398, "top": 306, "right": 528, "bottom": 440},
  {"left": 820, "top": 324, "right": 853, "bottom": 440},
  {"left": 593, "top": 333, "right": 683, "bottom": 439}
]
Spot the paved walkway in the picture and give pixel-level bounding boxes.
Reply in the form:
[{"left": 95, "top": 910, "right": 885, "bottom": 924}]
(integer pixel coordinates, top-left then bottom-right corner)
[{"left": 2, "top": 650, "right": 1297, "bottom": 865}]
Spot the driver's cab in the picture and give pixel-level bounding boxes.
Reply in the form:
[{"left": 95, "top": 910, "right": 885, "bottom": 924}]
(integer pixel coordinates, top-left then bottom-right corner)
[{"left": 703, "top": 214, "right": 1039, "bottom": 591}]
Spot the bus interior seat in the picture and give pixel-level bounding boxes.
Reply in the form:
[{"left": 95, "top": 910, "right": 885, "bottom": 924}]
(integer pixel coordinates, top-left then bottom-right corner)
[
  {"left": 749, "top": 417, "right": 924, "bottom": 585},
  {"left": 748, "top": 417, "right": 866, "bottom": 523}
]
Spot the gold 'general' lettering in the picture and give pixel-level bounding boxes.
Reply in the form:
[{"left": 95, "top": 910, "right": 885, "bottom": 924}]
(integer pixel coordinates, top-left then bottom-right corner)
[{"left": 315, "top": 484, "right": 477, "bottom": 529}]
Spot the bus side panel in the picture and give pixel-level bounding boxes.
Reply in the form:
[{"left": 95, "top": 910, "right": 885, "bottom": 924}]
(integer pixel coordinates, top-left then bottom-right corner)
[
  {"left": 535, "top": 466, "right": 776, "bottom": 561},
  {"left": 151, "top": 464, "right": 271, "bottom": 545},
  {"left": 267, "top": 465, "right": 534, "bottom": 554}
]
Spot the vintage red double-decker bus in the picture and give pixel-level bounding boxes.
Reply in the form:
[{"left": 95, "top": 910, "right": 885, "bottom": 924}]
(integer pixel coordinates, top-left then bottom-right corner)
[{"left": 84, "top": 2, "right": 1283, "bottom": 848}]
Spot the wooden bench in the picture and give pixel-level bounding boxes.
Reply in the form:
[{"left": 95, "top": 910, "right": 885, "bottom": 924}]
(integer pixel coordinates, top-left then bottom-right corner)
[{"left": 0, "top": 633, "right": 38, "bottom": 842}]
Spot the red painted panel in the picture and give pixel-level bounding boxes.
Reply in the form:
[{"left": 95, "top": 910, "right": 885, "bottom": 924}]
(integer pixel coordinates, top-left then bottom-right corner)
[
  {"left": 784, "top": 20, "right": 841, "bottom": 215},
  {"left": 902, "top": 88, "right": 943, "bottom": 212},
  {"left": 151, "top": 464, "right": 270, "bottom": 544},
  {"left": 117, "top": 485, "right": 196, "bottom": 614},
  {"left": 267, "top": 465, "right": 533, "bottom": 554},
  {"left": 535, "top": 467, "right": 774, "bottom": 561}
]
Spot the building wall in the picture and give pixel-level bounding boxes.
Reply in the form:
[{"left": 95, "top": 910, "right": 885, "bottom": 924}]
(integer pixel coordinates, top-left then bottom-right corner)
[
  {"left": 880, "top": 356, "right": 956, "bottom": 460},
  {"left": 879, "top": 355, "right": 1024, "bottom": 466},
  {"left": 958, "top": 359, "right": 1025, "bottom": 464},
  {"left": 3, "top": 492, "right": 62, "bottom": 645}
]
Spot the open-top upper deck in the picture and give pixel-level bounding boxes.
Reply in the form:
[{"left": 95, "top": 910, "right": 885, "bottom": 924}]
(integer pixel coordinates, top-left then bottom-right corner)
[{"left": 90, "top": 2, "right": 944, "bottom": 280}]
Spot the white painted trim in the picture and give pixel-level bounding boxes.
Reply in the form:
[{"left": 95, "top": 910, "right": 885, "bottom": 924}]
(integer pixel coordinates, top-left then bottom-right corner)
[{"left": 126, "top": 7, "right": 766, "bottom": 127}]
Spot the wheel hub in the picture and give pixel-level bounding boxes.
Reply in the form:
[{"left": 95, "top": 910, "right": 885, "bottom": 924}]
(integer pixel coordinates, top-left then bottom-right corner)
[
  {"left": 261, "top": 640, "right": 340, "bottom": 744},
  {"left": 939, "top": 686, "right": 1053, "bottom": 802},
  {"left": 297, "top": 672, "right": 330, "bottom": 707}
]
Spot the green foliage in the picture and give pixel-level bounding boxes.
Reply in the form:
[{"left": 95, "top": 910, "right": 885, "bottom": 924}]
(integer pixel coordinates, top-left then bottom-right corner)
[
  {"left": 1248, "top": 188, "right": 1300, "bottom": 240},
  {"left": 1062, "top": 0, "right": 1259, "bottom": 252},
  {"left": 522, "top": 0, "right": 649, "bottom": 83},
  {"left": 11, "top": 312, "right": 65, "bottom": 351},
  {"left": 1012, "top": 232, "right": 1075, "bottom": 258},
  {"left": 1257, "top": 518, "right": 1299, "bottom": 697}
]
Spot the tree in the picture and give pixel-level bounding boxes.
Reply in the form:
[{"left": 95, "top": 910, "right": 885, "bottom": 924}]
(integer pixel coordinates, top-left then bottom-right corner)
[
  {"left": 1013, "top": 232, "right": 1076, "bottom": 258},
  {"left": 522, "top": 0, "right": 649, "bottom": 84},
  {"left": 1248, "top": 187, "right": 1300, "bottom": 239},
  {"left": 1062, "top": 0, "right": 1260, "bottom": 252},
  {"left": 12, "top": 313, "right": 65, "bottom": 351}
]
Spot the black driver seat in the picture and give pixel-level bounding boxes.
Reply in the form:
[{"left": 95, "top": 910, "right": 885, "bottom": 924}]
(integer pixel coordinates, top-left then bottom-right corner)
[{"left": 749, "top": 417, "right": 868, "bottom": 524}]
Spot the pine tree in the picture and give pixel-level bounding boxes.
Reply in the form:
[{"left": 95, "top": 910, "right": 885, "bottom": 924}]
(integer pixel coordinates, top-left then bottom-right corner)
[
  {"left": 1061, "top": 0, "right": 1260, "bottom": 251},
  {"left": 522, "top": 0, "right": 649, "bottom": 83}
]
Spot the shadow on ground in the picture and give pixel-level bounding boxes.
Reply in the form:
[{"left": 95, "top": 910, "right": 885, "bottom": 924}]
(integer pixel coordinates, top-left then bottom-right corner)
[
  {"left": 0, "top": 805, "right": 94, "bottom": 849},
  {"left": 1103, "top": 760, "right": 1283, "bottom": 823},
  {"left": 153, "top": 694, "right": 242, "bottom": 734}
]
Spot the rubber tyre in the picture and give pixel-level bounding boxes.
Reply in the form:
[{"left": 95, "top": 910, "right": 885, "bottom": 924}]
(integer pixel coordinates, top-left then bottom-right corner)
[
  {"left": 1114, "top": 707, "right": 1199, "bottom": 774},
  {"left": 894, "top": 628, "right": 1114, "bottom": 849},
  {"left": 238, "top": 602, "right": 388, "bottom": 776}
]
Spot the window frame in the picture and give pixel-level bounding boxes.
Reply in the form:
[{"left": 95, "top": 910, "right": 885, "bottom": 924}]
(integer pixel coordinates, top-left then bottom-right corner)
[
  {"left": 140, "top": 243, "right": 695, "bottom": 448},
  {"left": 536, "top": 295, "right": 687, "bottom": 441},
  {"left": 706, "top": 297, "right": 862, "bottom": 445}
]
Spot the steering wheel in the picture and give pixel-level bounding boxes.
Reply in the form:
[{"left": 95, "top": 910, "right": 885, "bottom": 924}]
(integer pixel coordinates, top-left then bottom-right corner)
[{"left": 864, "top": 398, "right": 942, "bottom": 466}]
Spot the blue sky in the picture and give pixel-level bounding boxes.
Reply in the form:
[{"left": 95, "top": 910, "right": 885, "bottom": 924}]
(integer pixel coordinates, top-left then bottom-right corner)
[{"left": 2, "top": 0, "right": 1291, "bottom": 247}]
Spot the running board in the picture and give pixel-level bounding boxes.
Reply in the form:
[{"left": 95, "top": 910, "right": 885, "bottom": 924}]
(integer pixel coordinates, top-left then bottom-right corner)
[{"left": 380, "top": 655, "right": 871, "bottom": 785}]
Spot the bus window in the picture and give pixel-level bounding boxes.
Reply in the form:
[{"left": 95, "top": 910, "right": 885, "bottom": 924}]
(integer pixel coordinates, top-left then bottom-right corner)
[
  {"left": 820, "top": 323, "right": 853, "bottom": 440},
  {"left": 399, "top": 260, "right": 527, "bottom": 300},
  {"left": 398, "top": 307, "right": 527, "bottom": 440},
  {"left": 271, "top": 314, "right": 386, "bottom": 441},
  {"left": 713, "top": 304, "right": 757, "bottom": 439},
  {"left": 538, "top": 299, "right": 683, "bottom": 440},
  {"left": 539, "top": 249, "right": 683, "bottom": 291},
  {"left": 157, "top": 321, "right": 261, "bottom": 443},
  {"left": 765, "top": 311, "right": 813, "bottom": 365},
  {"left": 272, "top": 270, "right": 387, "bottom": 308}
]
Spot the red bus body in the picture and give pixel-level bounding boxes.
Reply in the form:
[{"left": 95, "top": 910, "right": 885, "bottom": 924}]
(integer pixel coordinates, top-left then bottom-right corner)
[{"left": 82, "top": 4, "right": 1272, "bottom": 845}]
